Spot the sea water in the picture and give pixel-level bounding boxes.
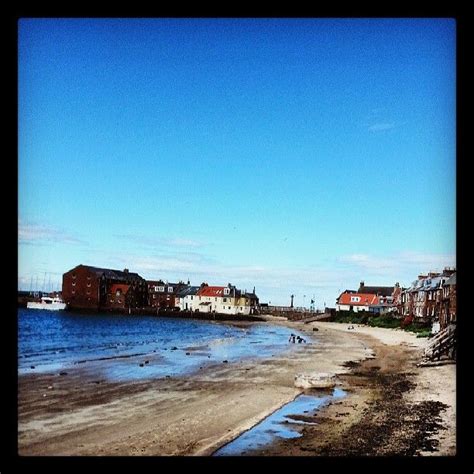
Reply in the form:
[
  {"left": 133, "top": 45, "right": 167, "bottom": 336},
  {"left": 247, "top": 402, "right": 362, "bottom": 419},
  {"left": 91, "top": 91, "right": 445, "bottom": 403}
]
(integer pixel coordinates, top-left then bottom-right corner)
[
  {"left": 18, "top": 308, "right": 309, "bottom": 381},
  {"left": 214, "top": 388, "right": 346, "bottom": 456}
]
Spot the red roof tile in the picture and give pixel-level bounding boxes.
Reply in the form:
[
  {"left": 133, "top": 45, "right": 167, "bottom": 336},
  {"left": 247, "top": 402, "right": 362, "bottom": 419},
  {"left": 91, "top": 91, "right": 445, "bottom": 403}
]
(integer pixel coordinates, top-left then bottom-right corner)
[
  {"left": 337, "top": 292, "right": 378, "bottom": 306},
  {"left": 197, "top": 286, "right": 226, "bottom": 297}
]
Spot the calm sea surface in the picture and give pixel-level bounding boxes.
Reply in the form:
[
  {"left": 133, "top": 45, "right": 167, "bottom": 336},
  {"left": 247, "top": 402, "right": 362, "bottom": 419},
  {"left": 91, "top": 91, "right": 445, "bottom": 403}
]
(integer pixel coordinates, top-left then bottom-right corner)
[{"left": 18, "top": 308, "right": 309, "bottom": 381}]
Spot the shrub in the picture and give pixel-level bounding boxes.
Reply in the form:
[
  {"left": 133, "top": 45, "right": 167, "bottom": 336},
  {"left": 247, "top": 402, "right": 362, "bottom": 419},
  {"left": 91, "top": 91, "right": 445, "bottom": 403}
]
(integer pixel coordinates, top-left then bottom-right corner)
[
  {"left": 333, "top": 310, "right": 369, "bottom": 324},
  {"left": 368, "top": 316, "right": 401, "bottom": 329}
]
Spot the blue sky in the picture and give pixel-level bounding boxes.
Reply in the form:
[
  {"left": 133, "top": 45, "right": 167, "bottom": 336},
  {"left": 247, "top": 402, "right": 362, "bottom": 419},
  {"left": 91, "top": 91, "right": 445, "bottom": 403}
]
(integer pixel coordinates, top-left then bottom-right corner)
[{"left": 18, "top": 18, "right": 456, "bottom": 306}]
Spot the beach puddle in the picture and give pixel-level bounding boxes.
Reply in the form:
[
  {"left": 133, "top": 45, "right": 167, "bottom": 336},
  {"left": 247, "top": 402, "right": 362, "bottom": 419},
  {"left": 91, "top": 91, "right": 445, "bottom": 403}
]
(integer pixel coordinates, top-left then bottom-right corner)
[{"left": 213, "top": 387, "right": 346, "bottom": 456}]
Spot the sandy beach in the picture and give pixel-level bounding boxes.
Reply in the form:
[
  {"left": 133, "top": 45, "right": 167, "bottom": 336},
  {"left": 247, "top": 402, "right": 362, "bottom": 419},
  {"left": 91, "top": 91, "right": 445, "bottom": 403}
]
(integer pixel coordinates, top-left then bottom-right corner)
[{"left": 18, "top": 318, "right": 455, "bottom": 456}]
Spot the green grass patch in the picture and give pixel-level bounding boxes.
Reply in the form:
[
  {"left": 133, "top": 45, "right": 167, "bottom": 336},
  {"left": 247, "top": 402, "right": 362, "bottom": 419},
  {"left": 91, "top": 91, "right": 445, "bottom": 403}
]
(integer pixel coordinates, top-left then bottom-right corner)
[
  {"left": 332, "top": 310, "right": 369, "bottom": 324},
  {"left": 367, "top": 315, "right": 401, "bottom": 329},
  {"left": 403, "top": 322, "right": 432, "bottom": 337},
  {"left": 334, "top": 311, "right": 432, "bottom": 336}
]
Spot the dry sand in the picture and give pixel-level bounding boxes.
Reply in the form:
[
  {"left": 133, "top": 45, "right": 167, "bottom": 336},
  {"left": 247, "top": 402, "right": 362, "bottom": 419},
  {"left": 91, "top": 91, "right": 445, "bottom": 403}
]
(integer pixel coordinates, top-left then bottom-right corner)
[{"left": 18, "top": 318, "right": 455, "bottom": 456}]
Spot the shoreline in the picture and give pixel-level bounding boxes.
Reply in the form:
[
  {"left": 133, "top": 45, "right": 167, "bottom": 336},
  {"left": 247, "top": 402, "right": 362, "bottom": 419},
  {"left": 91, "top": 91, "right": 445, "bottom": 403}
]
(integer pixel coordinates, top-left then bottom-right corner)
[
  {"left": 28, "top": 306, "right": 268, "bottom": 322},
  {"left": 249, "top": 323, "right": 456, "bottom": 456},
  {"left": 17, "top": 319, "right": 455, "bottom": 456}
]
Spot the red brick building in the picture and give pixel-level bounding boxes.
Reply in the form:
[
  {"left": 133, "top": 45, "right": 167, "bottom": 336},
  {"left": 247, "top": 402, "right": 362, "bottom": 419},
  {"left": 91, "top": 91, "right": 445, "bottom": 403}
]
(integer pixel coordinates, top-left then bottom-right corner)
[
  {"left": 147, "top": 280, "right": 187, "bottom": 309},
  {"left": 62, "top": 264, "right": 148, "bottom": 311},
  {"left": 439, "top": 272, "right": 456, "bottom": 329}
]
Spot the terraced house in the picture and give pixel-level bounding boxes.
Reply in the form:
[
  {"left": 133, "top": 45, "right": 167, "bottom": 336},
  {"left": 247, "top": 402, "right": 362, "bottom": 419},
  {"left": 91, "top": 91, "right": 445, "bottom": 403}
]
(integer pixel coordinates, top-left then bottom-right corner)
[
  {"left": 175, "top": 285, "right": 201, "bottom": 312},
  {"left": 190, "top": 283, "right": 258, "bottom": 315},
  {"left": 399, "top": 268, "right": 456, "bottom": 329},
  {"left": 147, "top": 280, "right": 187, "bottom": 310}
]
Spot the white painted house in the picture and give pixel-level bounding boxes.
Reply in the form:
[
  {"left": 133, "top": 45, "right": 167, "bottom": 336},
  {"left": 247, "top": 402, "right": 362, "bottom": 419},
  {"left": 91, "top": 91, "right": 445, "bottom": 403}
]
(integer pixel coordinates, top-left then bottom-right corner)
[{"left": 336, "top": 290, "right": 379, "bottom": 312}]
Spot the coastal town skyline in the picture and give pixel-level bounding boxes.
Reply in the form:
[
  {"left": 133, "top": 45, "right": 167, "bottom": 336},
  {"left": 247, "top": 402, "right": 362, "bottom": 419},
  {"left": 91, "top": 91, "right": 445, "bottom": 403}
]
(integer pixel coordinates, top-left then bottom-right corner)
[{"left": 18, "top": 18, "right": 456, "bottom": 306}]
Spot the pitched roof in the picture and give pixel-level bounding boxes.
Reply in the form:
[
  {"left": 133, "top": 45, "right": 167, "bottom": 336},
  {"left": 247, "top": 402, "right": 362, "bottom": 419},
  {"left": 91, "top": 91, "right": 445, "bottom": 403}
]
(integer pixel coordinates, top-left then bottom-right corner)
[
  {"left": 337, "top": 292, "right": 379, "bottom": 306},
  {"left": 198, "top": 286, "right": 226, "bottom": 297},
  {"left": 445, "top": 273, "right": 456, "bottom": 286},
  {"left": 424, "top": 277, "right": 444, "bottom": 291},
  {"left": 176, "top": 286, "right": 200, "bottom": 297},
  {"left": 72, "top": 265, "right": 143, "bottom": 281},
  {"left": 147, "top": 280, "right": 165, "bottom": 286},
  {"left": 358, "top": 285, "right": 394, "bottom": 297}
]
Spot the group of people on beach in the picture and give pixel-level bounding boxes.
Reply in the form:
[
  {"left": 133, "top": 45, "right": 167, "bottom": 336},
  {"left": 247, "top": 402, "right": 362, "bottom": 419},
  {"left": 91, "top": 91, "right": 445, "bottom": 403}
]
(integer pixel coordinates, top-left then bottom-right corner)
[{"left": 288, "top": 333, "right": 306, "bottom": 344}]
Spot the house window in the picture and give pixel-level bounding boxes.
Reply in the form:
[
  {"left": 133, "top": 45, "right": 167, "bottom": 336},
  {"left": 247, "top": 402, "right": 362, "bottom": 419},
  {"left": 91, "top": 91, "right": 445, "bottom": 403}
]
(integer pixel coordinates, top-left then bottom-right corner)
[
  {"left": 157, "top": 286, "right": 165, "bottom": 292},
  {"left": 215, "top": 297, "right": 217, "bottom": 301},
  {"left": 86, "top": 290, "right": 90, "bottom": 295},
  {"left": 87, "top": 283, "right": 91, "bottom": 288},
  {"left": 191, "top": 296, "right": 193, "bottom": 300},
  {"left": 168, "top": 287, "right": 173, "bottom": 293},
  {"left": 72, "top": 274, "right": 76, "bottom": 279},
  {"left": 223, "top": 298, "right": 227, "bottom": 302},
  {"left": 224, "top": 288, "right": 230, "bottom": 295},
  {"left": 350, "top": 296, "right": 360, "bottom": 303},
  {"left": 72, "top": 290, "right": 76, "bottom": 294},
  {"left": 72, "top": 282, "right": 76, "bottom": 287}
]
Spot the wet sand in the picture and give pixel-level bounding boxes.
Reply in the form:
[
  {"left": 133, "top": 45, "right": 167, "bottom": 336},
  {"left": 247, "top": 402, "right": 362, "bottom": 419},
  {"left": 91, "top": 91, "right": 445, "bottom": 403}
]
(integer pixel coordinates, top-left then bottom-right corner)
[{"left": 18, "top": 318, "right": 455, "bottom": 456}]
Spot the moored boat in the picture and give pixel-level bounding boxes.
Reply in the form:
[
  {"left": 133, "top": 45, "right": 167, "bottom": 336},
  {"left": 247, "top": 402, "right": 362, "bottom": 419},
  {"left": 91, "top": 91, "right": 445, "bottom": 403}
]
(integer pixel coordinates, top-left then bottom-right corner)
[{"left": 27, "top": 296, "right": 67, "bottom": 311}]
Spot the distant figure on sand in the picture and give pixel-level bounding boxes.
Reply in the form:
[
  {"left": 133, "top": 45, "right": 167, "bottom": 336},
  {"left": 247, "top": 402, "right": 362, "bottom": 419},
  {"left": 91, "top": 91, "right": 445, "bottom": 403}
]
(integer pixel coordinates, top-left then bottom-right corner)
[
  {"left": 289, "top": 334, "right": 296, "bottom": 343},
  {"left": 296, "top": 336, "right": 306, "bottom": 343}
]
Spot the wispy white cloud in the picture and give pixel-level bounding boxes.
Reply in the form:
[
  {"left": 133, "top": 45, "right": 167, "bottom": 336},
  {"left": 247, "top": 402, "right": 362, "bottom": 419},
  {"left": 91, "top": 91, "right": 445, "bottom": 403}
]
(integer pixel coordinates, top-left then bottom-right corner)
[
  {"left": 111, "top": 250, "right": 348, "bottom": 306},
  {"left": 85, "top": 248, "right": 456, "bottom": 306},
  {"left": 19, "top": 221, "right": 87, "bottom": 246},
  {"left": 364, "top": 107, "right": 406, "bottom": 133},
  {"left": 337, "top": 251, "right": 456, "bottom": 282}
]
